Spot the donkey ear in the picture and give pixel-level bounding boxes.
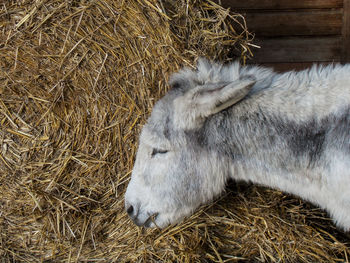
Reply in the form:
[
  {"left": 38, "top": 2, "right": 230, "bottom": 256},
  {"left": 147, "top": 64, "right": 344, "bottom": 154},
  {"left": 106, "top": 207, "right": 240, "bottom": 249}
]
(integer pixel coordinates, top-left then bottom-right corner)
[
  {"left": 190, "top": 76, "right": 256, "bottom": 116},
  {"left": 173, "top": 76, "right": 256, "bottom": 129}
]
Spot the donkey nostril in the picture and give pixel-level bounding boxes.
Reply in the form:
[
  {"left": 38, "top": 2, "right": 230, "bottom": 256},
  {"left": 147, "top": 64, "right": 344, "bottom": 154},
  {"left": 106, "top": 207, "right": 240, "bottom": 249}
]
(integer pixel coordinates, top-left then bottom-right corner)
[{"left": 127, "top": 205, "right": 134, "bottom": 215}]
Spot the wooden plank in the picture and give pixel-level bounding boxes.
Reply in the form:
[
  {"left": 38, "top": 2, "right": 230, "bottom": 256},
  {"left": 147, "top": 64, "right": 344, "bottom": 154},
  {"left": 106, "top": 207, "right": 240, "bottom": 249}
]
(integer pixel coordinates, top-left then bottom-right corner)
[
  {"left": 258, "top": 62, "right": 334, "bottom": 72},
  {"left": 220, "top": 0, "right": 343, "bottom": 10},
  {"left": 342, "top": 0, "right": 350, "bottom": 62},
  {"left": 250, "top": 37, "right": 341, "bottom": 63},
  {"left": 244, "top": 10, "right": 342, "bottom": 37}
]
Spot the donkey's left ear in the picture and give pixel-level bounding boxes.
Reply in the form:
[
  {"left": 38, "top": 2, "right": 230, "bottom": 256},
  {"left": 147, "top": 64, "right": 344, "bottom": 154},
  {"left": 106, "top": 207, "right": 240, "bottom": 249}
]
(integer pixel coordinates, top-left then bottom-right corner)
[
  {"left": 173, "top": 76, "right": 256, "bottom": 129},
  {"left": 193, "top": 76, "right": 256, "bottom": 116}
]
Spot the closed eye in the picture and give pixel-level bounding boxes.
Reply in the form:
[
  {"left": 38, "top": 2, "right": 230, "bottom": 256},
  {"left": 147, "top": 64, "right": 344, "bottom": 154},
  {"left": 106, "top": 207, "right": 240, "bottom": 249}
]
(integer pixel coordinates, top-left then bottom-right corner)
[{"left": 151, "top": 148, "right": 168, "bottom": 157}]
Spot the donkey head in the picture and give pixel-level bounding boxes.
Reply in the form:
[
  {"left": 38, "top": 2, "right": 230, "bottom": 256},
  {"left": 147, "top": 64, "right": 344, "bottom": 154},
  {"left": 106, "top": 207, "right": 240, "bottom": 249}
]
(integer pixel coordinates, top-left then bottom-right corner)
[{"left": 125, "top": 59, "right": 256, "bottom": 228}]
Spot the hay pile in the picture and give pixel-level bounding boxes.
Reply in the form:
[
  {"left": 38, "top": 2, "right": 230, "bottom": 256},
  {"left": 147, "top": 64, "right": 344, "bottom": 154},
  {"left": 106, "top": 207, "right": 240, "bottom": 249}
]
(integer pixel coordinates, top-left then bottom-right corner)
[{"left": 0, "top": 0, "right": 349, "bottom": 262}]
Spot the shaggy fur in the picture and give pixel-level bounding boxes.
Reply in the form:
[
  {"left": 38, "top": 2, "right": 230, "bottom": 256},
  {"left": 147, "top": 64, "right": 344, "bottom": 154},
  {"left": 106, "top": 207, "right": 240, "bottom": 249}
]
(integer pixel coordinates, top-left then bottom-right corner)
[{"left": 125, "top": 59, "right": 350, "bottom": 230}]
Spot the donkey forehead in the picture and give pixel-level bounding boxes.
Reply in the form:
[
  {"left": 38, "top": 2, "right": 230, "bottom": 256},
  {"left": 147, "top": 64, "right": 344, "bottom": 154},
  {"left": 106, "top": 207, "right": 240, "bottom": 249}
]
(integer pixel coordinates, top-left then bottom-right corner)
[
  {"left": 140, "top": 124, "right": 171, "bottom": 147},
  {"left": 140, "top": 101, "right": 173, "bottom": 145}
]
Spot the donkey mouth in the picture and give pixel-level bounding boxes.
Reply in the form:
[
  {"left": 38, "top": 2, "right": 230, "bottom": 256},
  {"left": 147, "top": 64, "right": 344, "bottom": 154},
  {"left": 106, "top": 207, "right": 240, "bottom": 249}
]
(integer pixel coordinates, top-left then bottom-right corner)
[{"left": 134, "top": 212, "right": 159, "bottom": 227}]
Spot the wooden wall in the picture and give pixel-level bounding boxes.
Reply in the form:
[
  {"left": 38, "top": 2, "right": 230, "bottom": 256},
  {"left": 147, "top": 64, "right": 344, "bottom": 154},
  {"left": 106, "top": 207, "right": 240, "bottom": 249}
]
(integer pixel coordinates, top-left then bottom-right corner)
[{"left": 220, "top": 0, "right": 350, "bottom": 71}]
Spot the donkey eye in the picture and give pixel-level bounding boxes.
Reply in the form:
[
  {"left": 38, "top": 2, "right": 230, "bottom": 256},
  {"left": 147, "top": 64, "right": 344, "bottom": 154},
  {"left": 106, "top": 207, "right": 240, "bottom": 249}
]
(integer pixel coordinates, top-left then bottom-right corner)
[{"left": 151, "top": 148, "right": 168, "bottom": 157}]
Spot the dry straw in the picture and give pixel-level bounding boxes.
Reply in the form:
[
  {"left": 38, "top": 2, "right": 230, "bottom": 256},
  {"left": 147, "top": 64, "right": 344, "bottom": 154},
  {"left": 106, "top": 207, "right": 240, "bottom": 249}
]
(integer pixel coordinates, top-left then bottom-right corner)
[{"left": 0, "top": 0, "right": 349, "bottom": 262}]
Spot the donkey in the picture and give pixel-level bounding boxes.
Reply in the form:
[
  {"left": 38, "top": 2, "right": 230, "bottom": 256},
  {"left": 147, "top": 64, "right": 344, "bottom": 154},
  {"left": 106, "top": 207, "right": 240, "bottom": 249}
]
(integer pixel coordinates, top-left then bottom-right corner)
[{"left": 125, "top": 58, "right": 350, "bottom": 230}]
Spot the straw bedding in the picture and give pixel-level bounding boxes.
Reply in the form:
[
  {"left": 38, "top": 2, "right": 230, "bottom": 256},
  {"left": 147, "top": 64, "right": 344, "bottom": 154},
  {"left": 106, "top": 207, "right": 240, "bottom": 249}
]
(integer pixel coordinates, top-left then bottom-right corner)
[{"left": 0, "top": 0, "right": 349, "bottom": 262}]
